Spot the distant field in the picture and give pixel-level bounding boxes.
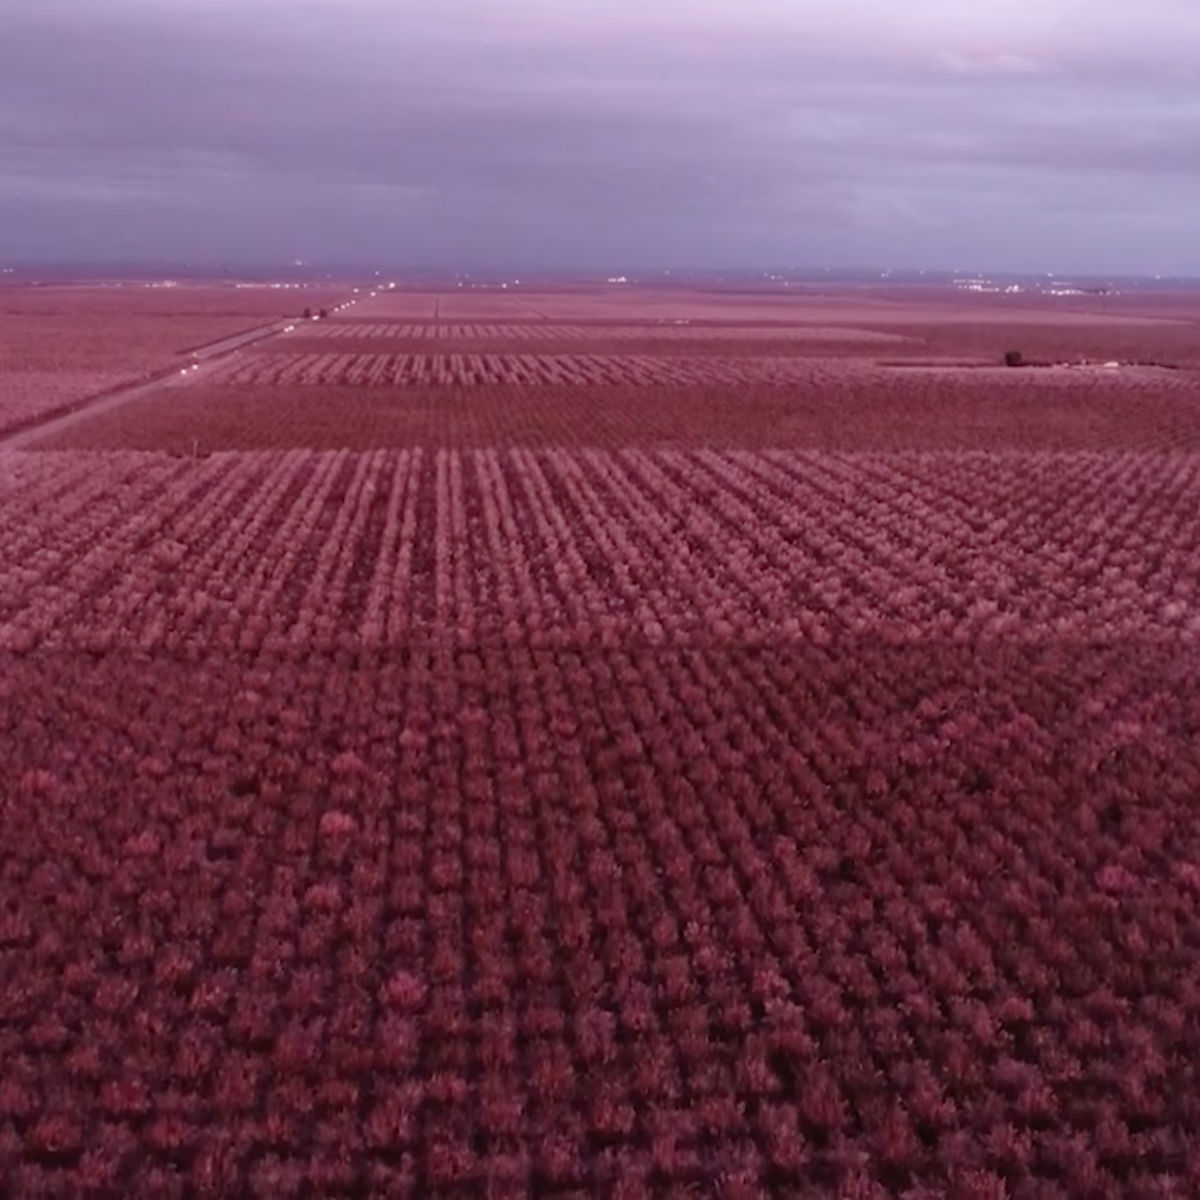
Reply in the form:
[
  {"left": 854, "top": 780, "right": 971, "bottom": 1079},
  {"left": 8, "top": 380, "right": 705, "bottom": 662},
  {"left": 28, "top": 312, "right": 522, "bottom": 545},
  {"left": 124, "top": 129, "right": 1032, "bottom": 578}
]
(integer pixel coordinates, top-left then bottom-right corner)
[
  {"left": 35, "top": 359, "right": 1200, "bottom": 454},
  {"left": 0, "top": 282, "right": 348, "bottom": 319},
  {"left": 210, "top": 350, "right": 846, "bottom": 390},
  {"left": 342, "top": 283, "right": 1200, "bottom": 328},
  {"left": 295, "top": 321, "right": 916, "bottom": 343},
  {"left": 4, "top": 282, "right": 1200, "bottom": 1195},
  {"left": 0, "top": 284, "right": 347, "bottom": 434}
]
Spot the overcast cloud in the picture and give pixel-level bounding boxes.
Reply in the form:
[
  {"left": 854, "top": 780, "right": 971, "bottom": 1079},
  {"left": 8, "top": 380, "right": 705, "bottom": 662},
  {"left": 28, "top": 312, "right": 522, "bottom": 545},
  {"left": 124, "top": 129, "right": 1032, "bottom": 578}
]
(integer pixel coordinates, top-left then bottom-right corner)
[{"left": 1, "top": 0, "right": 1197, "bottom": 273}]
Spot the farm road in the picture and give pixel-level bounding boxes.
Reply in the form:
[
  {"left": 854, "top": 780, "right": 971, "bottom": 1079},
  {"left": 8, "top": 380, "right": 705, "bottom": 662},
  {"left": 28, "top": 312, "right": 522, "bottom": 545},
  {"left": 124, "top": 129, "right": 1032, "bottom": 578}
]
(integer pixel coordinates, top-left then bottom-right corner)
[{"left": 0, "top": 319, "right": 295, "bottom": 450}]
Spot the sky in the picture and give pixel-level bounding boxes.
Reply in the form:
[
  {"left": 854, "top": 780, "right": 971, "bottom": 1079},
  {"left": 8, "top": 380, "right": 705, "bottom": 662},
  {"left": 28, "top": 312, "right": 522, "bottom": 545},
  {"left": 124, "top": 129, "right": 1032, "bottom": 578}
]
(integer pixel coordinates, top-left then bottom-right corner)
[{"left": 1, "top": 0, "right": 1198, "bottom": 274}]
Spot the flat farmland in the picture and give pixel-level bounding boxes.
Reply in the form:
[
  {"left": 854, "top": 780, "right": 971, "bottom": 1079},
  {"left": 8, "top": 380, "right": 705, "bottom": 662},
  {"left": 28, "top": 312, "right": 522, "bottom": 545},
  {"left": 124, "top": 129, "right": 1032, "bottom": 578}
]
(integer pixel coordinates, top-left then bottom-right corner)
[
  {"left": 210, "top": 351, "right": 847, "bottom": 390},
  {"left": 34, "top": 361, "right": 1200, "bottom": 454},
  {"left": 0, "top": 284, "right": 347, "bottom": 436},
  {"left": 292, "top": 321, "right": 916, "bottom": 344},
  {"left": 4, "top": 283, "right": 1200, "bottom": 1196},
  {"left": 269, "top": 331, "right": 919, "bottom": 365},
  {"left": 1, "top": 283, "right": 349, "bottom": 320},
  {"left": 4, "top": 447, "right": 1199, "bottom": 653}
]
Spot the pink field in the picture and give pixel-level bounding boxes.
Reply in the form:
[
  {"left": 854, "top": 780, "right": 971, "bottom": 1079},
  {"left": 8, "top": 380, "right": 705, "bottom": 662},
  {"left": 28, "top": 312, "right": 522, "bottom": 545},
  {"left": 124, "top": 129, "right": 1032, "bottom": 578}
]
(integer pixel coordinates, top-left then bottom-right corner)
[
  {"left": 297, "top": 323, "right": 914, "bottom": 344},
  {"left": 2, "top": 447, "right": 1197, "bottom": 653},
  {"left": 3, "top": 284, "right": 1200, "bottom": 1195},
  {"left": 0, "top": 313, "right": 255, "bottom": 434},
  {"left": 1, "top": 283, "right": 349, "bottom": 319},
  {"left": 35, "top": 360, "right": 1200, "bottom": 453},
  {"left": 319, "top": 285, "right": 1200, "bottom": 369},
  {"left": 0, "top": 285, "right": 349, "bottom": 435},
  {"left": 345, "top": 283, "right": 1200, "bottom": 329},
  {"left": 212, "top": 351, "right": 874, "bottom": 389}
]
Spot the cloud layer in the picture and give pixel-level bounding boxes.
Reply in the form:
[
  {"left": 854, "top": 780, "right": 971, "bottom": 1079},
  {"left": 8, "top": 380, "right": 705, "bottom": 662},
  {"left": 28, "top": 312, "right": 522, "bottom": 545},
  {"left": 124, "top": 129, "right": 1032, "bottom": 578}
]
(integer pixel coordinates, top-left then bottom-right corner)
[{"left": 1, "top": 0, "right": 1197, "bottom": 272}]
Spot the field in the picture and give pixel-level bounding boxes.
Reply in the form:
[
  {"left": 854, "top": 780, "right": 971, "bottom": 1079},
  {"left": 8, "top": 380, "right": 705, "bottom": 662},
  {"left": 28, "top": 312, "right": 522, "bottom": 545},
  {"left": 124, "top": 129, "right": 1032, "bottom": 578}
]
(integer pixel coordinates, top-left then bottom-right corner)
[
  {"left": 0, "top": 284, "right": 345, "bottom": 435},
  {"left": 289, "top": 322, "right": 916, "bottom": 345},
  {"left": 3, "top": 283, "right": 1200, "bottom": 1195},
  {"left": 34, "top": 364, "right": 1200, "bottom": 455}
]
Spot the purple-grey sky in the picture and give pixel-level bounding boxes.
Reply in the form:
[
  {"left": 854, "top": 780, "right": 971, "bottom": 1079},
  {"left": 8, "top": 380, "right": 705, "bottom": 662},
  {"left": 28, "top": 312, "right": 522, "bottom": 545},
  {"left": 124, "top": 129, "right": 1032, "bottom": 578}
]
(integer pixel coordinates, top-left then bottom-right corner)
[{"left": 2, "top": 0, "right": 1198, "bottom": 273}]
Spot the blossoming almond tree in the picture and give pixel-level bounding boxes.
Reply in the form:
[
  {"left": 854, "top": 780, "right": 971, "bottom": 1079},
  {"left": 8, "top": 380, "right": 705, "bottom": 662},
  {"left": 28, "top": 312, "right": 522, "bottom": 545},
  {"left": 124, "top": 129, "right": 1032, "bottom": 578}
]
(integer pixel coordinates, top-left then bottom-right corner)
[{"left": 4, "top": 289, "right": 1200, "bottom": 1194}]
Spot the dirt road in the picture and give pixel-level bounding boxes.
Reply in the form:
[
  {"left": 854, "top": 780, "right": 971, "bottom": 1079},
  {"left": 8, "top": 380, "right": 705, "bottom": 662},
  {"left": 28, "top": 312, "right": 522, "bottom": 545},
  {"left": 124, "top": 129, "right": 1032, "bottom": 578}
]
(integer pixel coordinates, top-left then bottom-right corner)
[{"left": 0, "top": 318, "right": 298, "bottom": 450}]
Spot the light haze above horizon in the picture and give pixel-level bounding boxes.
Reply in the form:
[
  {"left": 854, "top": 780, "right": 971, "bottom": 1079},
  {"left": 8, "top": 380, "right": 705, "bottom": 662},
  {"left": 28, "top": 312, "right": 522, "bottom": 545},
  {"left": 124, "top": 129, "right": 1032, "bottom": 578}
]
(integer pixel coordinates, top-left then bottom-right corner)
[{"left": 2, "top": 0, "right": 1197, "bottom": 275}]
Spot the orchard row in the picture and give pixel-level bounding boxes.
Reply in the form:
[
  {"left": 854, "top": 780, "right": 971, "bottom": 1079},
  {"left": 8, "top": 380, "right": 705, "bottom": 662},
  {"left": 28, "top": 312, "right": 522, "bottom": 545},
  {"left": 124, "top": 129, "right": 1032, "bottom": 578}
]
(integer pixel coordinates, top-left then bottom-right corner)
[
  {"left": 212, "top": 352, "right": 838, "bottom": 390},
  {"left": 3, "top": 632, "right": 1199, "bottom": 1195},
  {"left": 299, "top": 322, "right": 908, "bottom": 344},
  {"left": 1, "top": 448, "right": 1198, "bottom": 654}
]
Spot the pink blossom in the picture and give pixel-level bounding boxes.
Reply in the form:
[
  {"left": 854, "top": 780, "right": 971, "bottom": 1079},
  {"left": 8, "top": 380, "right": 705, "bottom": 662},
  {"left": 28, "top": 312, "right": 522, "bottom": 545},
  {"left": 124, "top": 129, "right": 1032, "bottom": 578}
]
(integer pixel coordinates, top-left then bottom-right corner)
[
  {"left": 1096, "top": 863, "right": 1139, "bottom": 893},
  {"left": 317, "top": 810, "right": 356, "bottom": 838}
]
